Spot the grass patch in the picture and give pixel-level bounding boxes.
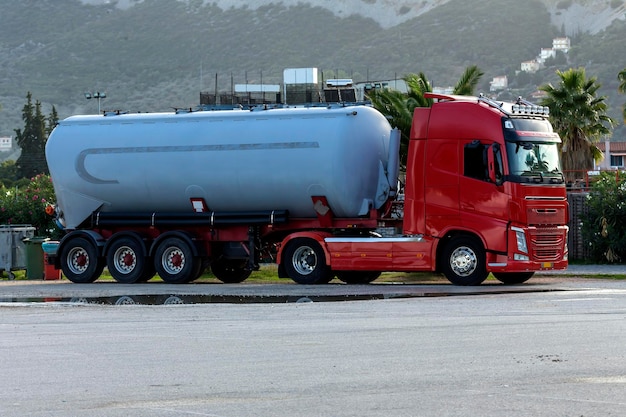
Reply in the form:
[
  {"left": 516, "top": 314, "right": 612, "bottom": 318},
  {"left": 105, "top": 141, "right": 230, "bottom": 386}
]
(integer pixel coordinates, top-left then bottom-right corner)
[{"left": 4, "top": 264, "right": 624, "bottom": 283}]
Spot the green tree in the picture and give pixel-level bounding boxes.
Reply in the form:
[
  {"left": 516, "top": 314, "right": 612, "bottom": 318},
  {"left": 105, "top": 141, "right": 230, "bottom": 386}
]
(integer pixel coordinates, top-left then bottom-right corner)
[
  {"left": 618, "top": 67, "right": 626, "bottom": 122},
  {"left": 580, "top": 172, "right": 626, "bottom": 263},
  {"left": 0, "top": 160, "right": 18, "bottom": 187},
  {"left": 539, "top": 67, "right": 613, "bottom": 182},
  {"left": 14, "top": 92, "right": 57, "bottom": 180},
  {"left": 368, "top": 65, "right": 484, "bottom": 166}
]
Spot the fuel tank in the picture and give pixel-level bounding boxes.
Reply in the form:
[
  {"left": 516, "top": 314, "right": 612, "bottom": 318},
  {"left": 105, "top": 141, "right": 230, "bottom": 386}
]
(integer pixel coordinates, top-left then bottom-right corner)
[{"left": 46, "top": 105, "right": 396, "bottom": 230}]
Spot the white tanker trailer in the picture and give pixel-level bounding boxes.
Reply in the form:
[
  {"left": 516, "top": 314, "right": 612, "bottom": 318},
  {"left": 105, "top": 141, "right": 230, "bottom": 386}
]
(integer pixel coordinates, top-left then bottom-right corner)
[
  {"left": 46, "top": 104, "right": 401, "bottom": 284},
  {"left": 47, "top": 93, "right": 569, "bottom": 286}
]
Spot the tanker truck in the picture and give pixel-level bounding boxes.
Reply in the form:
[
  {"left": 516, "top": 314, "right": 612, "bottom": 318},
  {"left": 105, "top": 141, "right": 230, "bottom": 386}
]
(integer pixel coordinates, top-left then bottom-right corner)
[{"left": 45, "top": 93, "right": 568, "bottom": 285}]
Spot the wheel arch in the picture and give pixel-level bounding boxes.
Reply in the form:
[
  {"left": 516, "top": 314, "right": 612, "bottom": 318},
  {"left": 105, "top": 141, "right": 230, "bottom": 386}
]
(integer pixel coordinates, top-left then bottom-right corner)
[
  {"left": 58, "top": 230, "right": 106, "bottom": 264},
  {"left": 435, "top": 230, "right": 486, "bottom": 272},
  {"left": 148, "top": 230, "right": 204, "bottom": 258},
  {"left": 276, "top": 231, "right": 332, "bottom": 276},
  {"left": 103, "top": 231, "right": 150, "bottom": 258}
]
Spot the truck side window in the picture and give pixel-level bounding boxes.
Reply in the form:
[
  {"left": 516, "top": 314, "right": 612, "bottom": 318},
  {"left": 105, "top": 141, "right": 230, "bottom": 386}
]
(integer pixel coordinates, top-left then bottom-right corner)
[{"left": 464, "top": 140, "right": 488, "bottom": 181}]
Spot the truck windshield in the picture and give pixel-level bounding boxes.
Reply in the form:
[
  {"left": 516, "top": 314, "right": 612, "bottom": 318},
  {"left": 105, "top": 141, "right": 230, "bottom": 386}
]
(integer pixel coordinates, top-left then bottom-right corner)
[
  {"left": 506, "top": 141, "right": 563, "bottom": 183},
  {"left": 503, "top": 118, "right": 564, "bottom": 184}
]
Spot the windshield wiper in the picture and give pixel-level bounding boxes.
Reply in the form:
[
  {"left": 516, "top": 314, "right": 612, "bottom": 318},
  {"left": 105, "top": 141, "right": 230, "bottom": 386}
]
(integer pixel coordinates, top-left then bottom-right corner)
[
  {"left": 521, "top": 171, "right": 544, "bottom": 183},
  {"left": 547, "top": 170, "right": 565, "bottom": 184}
]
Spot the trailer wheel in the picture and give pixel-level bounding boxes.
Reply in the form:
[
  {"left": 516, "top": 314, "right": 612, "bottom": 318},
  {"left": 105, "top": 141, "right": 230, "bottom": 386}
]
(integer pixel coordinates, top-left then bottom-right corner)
[
  {"left": 154, "top": 237, "right": 199, "bottom": 284},
  {"left": 211, "top": 259, "right": 251, "bottom": 283},
  {"left": 60, "top": 237, "right": 104, "bottom": 283},
  {"left": 137, "top": 261, "right": 156, "bottom": 282},
  {"left": 336, "top": 271, "right": 381, "bottom": 284},
  {"left": 106, "top": 237, "right": 148, "bottom": 284},
  {"left": 441, "top": 236, "right": 488, "bottom": 286},
  {"left": 283, "top": 238, "right": 332, "bottom": 285},
  {"left": 493, "top": 272, "right": 534, "bottom": 285}
]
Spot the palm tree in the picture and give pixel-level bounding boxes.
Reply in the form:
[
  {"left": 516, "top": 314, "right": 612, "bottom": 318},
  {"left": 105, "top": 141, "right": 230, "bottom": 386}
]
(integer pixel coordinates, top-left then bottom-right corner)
[
  {"left": 618, "top": 67, "right": 626, "bottom": 122},
  {"left": 451, "top": 64, "right": 484, "bottom": 96},
  {"left": 539, "top": 67, "right": 614, "bottom": 182},
  {"left": 368, "top": 65, "right": 483, "bottom": 166}
]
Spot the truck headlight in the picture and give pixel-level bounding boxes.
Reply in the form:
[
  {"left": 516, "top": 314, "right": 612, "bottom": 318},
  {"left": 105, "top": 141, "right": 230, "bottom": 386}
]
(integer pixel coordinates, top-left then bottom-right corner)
[{"left": 511, "top": 226, "right": 528, "bottom": 254}]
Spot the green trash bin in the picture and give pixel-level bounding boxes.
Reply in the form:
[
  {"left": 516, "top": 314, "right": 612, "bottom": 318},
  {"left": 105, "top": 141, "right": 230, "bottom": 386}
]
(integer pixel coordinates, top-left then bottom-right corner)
[{"left": 22, "top": 237, "right": 49, "bottom": 280}]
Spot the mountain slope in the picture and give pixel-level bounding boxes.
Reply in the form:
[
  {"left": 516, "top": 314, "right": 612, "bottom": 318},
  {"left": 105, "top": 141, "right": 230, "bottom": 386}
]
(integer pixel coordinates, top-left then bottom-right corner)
[{"left": 0, "top": 0, "right": 624, "bottom": 140}]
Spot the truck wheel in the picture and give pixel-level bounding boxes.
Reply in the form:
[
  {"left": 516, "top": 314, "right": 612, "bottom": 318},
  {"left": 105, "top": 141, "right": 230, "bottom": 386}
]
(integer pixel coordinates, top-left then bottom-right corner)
[
  {"left": 60, "top": 237, "right": 104, "bottom": 283},
  {"left": 137, "top": 261, "right": 156, "bottom": 282},
  {"left": 493, "top": 272, "right": 534, "bottom": 285},
  {"left": 211, "top": 259, "right": 251, "bottom": 283},
  {"left": 154, "top": 237, "right": 199, "bottom": 284},
  {"left": 283, "top": 238, "right": 332, "bottom": 285},
  {"left": 106, "top": 237, "right": 148, "bottom": 284},
  {"left": 441, "top": 236, "right": 488, "bottom": 286},
  {"left": 336, "top": 271, "right": 381, "bottom": 284}
]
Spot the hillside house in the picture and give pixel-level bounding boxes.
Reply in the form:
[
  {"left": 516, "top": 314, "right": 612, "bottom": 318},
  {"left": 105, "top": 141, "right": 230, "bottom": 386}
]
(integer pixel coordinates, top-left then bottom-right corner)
[
  {"left": 553, "top": 37, "right": 571, "bottom": 53},
  {"left": 537, "top": 48, "right": 556, "bottom": 63},
  {"left": 0, "top": 136, "right": 12, "bottom": 152},
  {"left": 490, "top": 75, "right": 508, "bottom": 91},
  {"left": 521, "top": 60, "right": 541, "bottom": 73}
]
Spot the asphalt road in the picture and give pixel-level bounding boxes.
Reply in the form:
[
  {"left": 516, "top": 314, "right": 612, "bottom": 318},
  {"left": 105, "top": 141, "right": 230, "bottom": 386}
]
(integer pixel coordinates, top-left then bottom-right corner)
[{"left": 1, "top": 274, "right": 625, "bottom": 417}]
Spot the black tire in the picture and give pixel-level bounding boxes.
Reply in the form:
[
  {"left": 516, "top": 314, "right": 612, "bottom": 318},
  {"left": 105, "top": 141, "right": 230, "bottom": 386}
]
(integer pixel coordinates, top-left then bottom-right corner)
[
  {"left": 153, "top": 237, "right": 199, "bottom": 284},
  {"left": 493, "top": 272, "right": 534, "bottom": 285},
  {"left": 60, "top": 237, "right": 104, "bottom": 283},
  {"left": 336, "top": 271, "right": 381, "bottom": 284},
  {"left": 211, "top": 259, "right": 252, "bottom": 283},
  {"left": 106, "top": 237, "right": 148, "bottom": 284},
  {"left": 283, "top": 238, "right": 333, "bottom": 285},
  {"left": 441, "top": 236, "right": 488, "bottom": 286},
  {"left": 137, "top": 260, "right": 156, "bottom": 282}
]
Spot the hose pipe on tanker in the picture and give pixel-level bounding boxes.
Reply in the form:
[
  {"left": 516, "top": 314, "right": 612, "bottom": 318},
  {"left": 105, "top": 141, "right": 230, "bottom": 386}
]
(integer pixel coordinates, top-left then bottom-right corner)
[{"left": 386, "top": 128, "right": 401, "bottom": 197}]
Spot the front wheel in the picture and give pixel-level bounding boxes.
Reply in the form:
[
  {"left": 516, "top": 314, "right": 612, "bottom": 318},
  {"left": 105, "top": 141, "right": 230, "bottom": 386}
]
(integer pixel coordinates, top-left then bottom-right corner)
[
  {"left": 493, "top": 272, "right": 534, "bottom": 285},
  {"left": 283, "top": 238, "right": 332, "bottom": 285},
  {"left": 440, "top": 236, "right": 488, "bottom": 286},
  {"left": 60, "top": 237, "right": 104, "bottom": 283}
]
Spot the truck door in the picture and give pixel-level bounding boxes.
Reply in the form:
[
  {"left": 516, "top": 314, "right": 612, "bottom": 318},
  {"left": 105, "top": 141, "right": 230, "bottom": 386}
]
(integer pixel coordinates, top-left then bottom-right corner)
[{"left": 459, "top": 141, "right": 509, "bottom": 251}]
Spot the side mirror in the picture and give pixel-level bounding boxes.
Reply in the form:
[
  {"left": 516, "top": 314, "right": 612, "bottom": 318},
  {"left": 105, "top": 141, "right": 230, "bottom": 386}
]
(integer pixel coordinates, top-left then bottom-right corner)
[{"left": 488, "top": 143, "right": 504, "bottom": 186}]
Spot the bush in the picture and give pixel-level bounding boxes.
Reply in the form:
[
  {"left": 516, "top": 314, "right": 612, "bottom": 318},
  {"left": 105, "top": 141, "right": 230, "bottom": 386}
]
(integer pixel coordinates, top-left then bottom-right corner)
[
  {"left": 0, "top": 174, "right": 61, "bottom": 238},
  {"left": 580, "top": 171, "right": 626, "bottom": 263}
]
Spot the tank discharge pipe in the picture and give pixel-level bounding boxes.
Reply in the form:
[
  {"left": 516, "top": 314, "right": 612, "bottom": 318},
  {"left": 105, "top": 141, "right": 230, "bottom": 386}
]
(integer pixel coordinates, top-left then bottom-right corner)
[{"left": 386, "top": 128, "right": 401, "bottom": 195}]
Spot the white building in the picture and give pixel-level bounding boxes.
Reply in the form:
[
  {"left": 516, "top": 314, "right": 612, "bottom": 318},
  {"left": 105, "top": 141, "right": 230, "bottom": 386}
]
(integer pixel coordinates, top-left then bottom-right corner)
[
  {"left": 490, "top": 76, "right": 508, "bottom": 92},
  {"left": 538, "top": 48, "right": 556, "bottom": 63},
  {"left": 0, "top": 136, "right": 12, "bottom": 152},
  {"left": 595, "top": 140, "right": 626, "bottom": 170},
  {"left": 553, "top": 37, "right": 571, "bottom": 53},
  {"left": 521, "top": 60, "right": 541, "bottom": 73}
]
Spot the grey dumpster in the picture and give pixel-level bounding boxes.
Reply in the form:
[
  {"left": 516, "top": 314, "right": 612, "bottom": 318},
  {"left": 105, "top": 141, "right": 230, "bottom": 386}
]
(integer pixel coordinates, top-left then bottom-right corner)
[{"left": 0, "top": 225, "right": 36, "bottom": 279}]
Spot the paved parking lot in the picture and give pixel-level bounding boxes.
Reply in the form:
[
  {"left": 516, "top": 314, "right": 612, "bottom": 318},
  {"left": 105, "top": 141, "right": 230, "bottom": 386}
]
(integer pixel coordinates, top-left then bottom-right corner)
[{"left": 0, "top": 264, "right": 623, "bottom": 304}]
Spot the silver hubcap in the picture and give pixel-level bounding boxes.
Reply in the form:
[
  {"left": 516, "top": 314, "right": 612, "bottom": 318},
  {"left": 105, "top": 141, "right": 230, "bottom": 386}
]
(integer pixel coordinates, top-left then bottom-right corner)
[
  {"left": 113, "top": 246, "right": 136, "bottom": 274},
  {"left": 449, "top": 246, "right": 477, "bottom": 277},
  {"left": 67, "top": 247, "right": 89, "bottom": 275},
  {"left": 292, "top": 246, "right": 316, "bottom": 276},
  {"left": 161, "top": 246, "right": 185, "bottom": 275}
]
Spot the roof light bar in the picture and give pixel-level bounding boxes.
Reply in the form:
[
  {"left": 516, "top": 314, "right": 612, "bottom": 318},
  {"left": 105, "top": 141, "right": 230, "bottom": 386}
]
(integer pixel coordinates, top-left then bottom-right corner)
[{"left": 511, "top": 104, "right": 550, "bottom": 116}]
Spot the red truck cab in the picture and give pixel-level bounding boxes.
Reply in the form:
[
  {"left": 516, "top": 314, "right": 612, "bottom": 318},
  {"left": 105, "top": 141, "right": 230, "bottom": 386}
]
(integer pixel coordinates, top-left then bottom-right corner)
[{"left": 401, "top": 93, "right": 568, "bottom": 284}]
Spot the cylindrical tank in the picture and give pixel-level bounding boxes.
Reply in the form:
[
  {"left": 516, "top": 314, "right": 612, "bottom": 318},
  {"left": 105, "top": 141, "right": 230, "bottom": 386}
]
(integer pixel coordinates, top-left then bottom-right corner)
[{"left": 46, "top": 105, "right": 393, "bottom": 230}]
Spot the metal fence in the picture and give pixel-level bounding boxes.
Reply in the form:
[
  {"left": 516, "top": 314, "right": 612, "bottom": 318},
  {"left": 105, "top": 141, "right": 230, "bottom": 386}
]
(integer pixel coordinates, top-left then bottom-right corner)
[{"left": 567, "top": 192, "right": 591, "bottom": 261}]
